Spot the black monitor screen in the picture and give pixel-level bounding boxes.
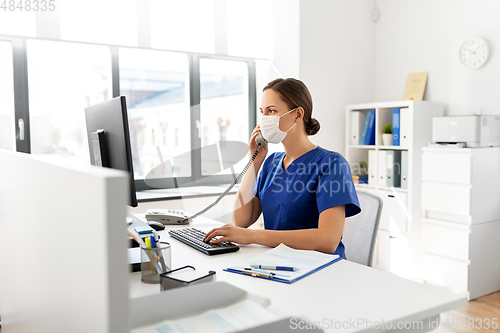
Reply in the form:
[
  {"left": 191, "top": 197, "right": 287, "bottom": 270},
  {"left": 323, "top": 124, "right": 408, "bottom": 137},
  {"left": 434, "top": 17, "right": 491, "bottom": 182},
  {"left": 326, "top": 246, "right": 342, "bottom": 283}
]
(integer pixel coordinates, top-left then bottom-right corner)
[{"left": 84, "top": 96, "right": 138, "bottom": 207}]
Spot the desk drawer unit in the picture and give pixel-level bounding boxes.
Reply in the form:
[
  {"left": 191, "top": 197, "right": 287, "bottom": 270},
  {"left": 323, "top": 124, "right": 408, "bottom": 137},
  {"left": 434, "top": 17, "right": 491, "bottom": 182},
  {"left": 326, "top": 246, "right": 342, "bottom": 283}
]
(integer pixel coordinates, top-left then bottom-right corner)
[
  {"left": 377, "top": 190, "right": 408, "bottom": 233},
  {"left": 421, "top": 182, "right": 471, "bottom": 216},
  {"left": 421, "top": 147, "right": 500, "bottom": 300},
  {"left": 375, "top": 229, "right": 411, "bottom": 275},
  {"left": 421, "top": 219, "right": 470, "bottom": 261},
  {"left": 421, "top": 151, "right": 471, "bottom": 184},
  {"left": 422, "top": 253, "right": 469, "bottom": 294}
]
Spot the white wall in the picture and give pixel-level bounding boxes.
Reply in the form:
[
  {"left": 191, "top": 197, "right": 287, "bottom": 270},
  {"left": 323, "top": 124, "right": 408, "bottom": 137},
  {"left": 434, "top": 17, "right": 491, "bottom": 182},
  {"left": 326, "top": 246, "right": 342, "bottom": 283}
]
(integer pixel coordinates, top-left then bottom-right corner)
[
  {"left": 375, "top": 0, "right": 500, "bottom": 116},
  {"left": 299, "top": 0, "right": 376, "bottom": 155},
  {"left": 272, "top": 0, "right": 300, "bottom": 78}
]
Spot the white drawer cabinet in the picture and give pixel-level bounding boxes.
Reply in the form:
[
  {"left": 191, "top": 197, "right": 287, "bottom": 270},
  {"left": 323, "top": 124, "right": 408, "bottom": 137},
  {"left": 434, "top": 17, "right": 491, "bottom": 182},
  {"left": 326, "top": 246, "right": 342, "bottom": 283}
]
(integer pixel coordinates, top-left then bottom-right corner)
[
  {"left": 422, "top": 253, "right": 469, "bottom": 293},
  {"left": 421, "top": 151, "right": 472, "bottom": 184},
  {"left": 421, "top": 147, "right": 500, "bottom": 300},
  {"left": 374, "top": 230, "right": 412, "bottom": 277},
  {"left": 378, "top": 190, "right": 408, "bottom": 233},
  {"left": 421, "top": 219, "right": 469, "bottom": 261},
  {"left": 421, "top": 182, "right": 471, "bottom": 217}
]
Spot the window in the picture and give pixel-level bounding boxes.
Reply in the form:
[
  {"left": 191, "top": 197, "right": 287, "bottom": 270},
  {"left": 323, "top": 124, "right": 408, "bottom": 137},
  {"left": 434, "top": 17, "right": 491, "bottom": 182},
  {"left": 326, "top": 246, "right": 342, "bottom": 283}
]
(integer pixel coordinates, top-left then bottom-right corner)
[
  {"left": 200, "top": 58, "right": 249, "bottom": 176},
  {"left": 7, "top": 36, "right": 255, "bottom": 190},
  {"left": 0, "top": 41, "right": 15, "bottom": 151},
  {"left": 119, "top": 48, "right": 191, "bottom": 180},
  {"left": 27, "top": 39, "right": 112, "bottom": 164}
]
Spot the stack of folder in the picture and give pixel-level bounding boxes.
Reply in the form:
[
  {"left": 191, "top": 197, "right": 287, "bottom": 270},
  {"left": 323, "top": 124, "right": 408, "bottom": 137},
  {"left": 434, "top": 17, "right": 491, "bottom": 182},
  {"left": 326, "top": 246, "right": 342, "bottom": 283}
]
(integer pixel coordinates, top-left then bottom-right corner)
[
  {"left": 351, "top": 110, "right": 375, "bottom": 145},
  {"left": 368, "top": 149, "right": 408, "bottom": 189}
]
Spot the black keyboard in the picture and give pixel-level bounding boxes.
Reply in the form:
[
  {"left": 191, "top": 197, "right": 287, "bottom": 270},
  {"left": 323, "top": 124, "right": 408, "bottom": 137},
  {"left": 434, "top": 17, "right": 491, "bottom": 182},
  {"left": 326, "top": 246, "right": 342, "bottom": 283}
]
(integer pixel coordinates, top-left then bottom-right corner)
[{"left": 168, "top": 227, "right": 240, "bottom": 255}]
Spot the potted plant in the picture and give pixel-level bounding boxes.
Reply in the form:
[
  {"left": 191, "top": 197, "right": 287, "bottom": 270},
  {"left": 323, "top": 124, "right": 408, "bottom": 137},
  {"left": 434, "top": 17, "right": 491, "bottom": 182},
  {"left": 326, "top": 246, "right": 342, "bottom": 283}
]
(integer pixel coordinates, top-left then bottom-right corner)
[
  {"left": 358, "top": 161, "right": 368, "bottom": 183},
  {"left": 382, "top": 123, "right": 392, "bottom": 146}
]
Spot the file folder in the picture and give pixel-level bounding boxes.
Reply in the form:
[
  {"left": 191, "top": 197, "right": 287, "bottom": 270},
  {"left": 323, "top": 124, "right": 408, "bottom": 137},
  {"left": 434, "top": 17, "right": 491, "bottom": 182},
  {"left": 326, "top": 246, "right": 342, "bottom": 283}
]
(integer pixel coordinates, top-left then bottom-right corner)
[
  {"left": 368, "top": 150, "right": 377, "bottom": 186},
  {"left": 365, "top": 110, "right": 376, "bottom": 145},
  {"left": 400, "top": 108, "right": 410, "bottom": 148},
  {"left": 386, "top": 150, "right": 402, "bottom": 187},
  {"left": 360, "top": 111, "right": 372, "bottom": 145},
  {"left": 401, "top": 151, "right": 408, "bottom": 189},
  {"left": 392, "top": 108, "right": 400, "bottom": 146},
  {"left": 378, "top": 150, "right": 387, "bottom": 187},
  {"left": 351, "top": 111, "right": 366, "bottom": 145}
]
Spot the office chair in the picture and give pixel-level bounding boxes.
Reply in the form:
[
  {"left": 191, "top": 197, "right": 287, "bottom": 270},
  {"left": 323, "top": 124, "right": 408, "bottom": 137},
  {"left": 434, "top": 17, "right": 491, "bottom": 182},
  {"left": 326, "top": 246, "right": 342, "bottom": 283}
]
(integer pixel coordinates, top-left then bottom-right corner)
[{"left": 342, "top": 190, "right": 383, "bottom": 267}]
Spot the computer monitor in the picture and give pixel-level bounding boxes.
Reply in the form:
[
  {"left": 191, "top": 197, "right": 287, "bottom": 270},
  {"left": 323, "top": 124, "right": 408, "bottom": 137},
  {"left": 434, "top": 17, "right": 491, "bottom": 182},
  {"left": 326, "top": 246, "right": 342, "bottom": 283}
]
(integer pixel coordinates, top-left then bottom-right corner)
[
  {"left": 0, "top": 150, "right": 129, "bottom": 332},
  {"left": 85, "top": 96, "right": 138, "bottom": 207}
]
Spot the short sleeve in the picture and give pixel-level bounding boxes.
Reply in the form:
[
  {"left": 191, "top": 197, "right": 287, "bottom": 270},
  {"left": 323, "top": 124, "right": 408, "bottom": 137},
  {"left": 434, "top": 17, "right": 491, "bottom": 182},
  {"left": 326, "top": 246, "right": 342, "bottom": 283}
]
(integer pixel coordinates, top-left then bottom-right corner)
[{"left": 316, "top": 154, "right": 361, "bottom": 218}]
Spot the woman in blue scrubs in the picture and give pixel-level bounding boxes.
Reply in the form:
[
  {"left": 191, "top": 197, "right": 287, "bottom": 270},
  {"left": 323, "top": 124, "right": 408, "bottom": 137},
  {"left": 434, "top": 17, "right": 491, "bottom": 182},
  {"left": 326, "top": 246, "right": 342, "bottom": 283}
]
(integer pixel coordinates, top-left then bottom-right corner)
[{"left": 203, "top": 78, "right": 361, "bottom": 257}]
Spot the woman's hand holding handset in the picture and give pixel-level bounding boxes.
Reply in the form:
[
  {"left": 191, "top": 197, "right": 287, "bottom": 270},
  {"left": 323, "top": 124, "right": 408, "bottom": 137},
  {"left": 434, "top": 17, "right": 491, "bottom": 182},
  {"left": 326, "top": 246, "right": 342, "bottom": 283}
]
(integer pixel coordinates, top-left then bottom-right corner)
[{"left": 249, "top": 125, "right": 268, "bottom": 170}]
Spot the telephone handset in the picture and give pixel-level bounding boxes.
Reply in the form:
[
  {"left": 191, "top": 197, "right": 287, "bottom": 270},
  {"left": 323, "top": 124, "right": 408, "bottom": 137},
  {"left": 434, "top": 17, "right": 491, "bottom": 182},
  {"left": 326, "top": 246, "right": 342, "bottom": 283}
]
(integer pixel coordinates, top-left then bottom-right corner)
[
  {"left": 181, "top": 131, "right": 267, "bottom": 223},
  {"left": 255, "top": 131, "right": 267, "bottom": 148}
]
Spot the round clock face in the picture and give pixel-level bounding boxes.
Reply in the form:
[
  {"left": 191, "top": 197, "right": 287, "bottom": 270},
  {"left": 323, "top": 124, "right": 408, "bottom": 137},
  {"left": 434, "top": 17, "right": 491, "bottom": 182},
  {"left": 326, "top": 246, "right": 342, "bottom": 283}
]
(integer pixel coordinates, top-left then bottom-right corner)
[{"left": 460, "top": 38, "right": 490, "bottom": 69}]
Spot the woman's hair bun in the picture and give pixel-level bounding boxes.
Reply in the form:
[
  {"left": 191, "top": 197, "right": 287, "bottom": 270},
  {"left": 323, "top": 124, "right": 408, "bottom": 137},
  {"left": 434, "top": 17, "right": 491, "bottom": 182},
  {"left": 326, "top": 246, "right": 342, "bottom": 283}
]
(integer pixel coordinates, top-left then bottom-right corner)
[{"left": 306, "top": 117, "right": 320, "bottom": 136}]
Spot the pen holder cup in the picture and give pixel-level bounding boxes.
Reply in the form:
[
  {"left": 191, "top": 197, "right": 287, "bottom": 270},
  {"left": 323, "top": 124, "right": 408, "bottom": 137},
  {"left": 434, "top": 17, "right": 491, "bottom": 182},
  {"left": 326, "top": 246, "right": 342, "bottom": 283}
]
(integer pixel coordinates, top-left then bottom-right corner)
[{"left": 140, "top": 242, "right": 171, "bottom": 284}]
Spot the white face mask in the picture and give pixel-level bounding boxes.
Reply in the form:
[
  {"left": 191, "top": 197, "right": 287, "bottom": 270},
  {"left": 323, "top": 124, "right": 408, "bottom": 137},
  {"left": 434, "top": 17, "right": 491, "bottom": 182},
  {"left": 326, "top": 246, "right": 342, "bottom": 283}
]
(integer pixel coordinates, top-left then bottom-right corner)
[{"left": 260, "top": 108, "right": 297, "bottom": 144}]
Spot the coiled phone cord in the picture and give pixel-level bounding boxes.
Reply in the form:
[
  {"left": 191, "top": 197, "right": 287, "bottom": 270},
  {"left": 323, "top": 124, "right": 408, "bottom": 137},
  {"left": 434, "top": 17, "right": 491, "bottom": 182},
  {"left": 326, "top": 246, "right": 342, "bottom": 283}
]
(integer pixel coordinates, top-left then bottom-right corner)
[{"left": 182, "top": 147, "right": 261, "bottom": 223}]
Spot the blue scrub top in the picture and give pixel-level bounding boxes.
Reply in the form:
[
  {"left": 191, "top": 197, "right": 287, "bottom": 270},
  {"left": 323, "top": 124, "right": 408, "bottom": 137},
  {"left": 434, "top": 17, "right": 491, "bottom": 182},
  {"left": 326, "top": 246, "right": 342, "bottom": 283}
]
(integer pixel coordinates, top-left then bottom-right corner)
[{"left": 254, "top": 146, "right": 361, "bottom": 259}]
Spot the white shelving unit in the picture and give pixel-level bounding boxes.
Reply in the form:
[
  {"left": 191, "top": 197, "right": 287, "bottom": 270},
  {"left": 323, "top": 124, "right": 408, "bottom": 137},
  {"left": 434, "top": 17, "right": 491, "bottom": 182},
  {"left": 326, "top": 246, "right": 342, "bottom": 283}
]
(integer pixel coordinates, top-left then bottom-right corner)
[{"left": 345, "top": 100, "right": 444, "bottom": 278}]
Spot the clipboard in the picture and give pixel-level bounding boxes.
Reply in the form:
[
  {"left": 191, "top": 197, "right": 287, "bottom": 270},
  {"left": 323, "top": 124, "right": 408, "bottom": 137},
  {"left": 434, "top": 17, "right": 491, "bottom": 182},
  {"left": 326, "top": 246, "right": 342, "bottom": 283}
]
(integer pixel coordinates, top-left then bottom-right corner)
[
  {"left": 223, "top": 243, "right": 343, "bottom": 284},
  {"left": 224, "top": 256, "right": 343, "bottom": 284}
]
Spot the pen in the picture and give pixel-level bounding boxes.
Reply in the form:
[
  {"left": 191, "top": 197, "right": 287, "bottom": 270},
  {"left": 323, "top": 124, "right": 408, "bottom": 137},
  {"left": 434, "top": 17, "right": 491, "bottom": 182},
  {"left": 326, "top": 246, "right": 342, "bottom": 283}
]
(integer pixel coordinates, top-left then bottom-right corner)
[
  {"left": 149, "top": 235, "right": 156, "bottom": 248},
  {"left": 130, "top": 227, "right": 162, "bottom": 273},
  {"left": 250, "top": 265, "right": 299, "bottom": 271},
  {"left": 241, "top": 268, "right": 275, "bottom": 279}
]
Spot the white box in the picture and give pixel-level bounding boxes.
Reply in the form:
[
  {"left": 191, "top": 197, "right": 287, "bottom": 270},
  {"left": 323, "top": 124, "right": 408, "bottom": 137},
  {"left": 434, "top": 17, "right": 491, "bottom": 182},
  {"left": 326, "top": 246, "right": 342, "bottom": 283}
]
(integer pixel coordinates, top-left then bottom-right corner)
[{"left": 432, "top": 115, "right": 500, "bottom": 147}]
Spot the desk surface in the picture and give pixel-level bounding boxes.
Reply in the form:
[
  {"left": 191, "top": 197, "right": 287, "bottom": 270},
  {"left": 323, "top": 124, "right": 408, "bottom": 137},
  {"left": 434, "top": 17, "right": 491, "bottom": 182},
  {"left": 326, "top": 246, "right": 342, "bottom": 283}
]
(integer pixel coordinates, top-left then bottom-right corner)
[{"left": 129, "top": 217, "right": 466, "bottom": 333}]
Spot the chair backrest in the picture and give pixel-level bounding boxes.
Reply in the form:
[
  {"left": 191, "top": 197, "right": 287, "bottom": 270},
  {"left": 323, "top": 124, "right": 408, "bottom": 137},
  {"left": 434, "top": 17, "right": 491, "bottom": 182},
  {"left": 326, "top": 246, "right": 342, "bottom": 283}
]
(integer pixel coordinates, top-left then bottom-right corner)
[{"left": 342, "top": 190, "right": 383, "bottom": 267}]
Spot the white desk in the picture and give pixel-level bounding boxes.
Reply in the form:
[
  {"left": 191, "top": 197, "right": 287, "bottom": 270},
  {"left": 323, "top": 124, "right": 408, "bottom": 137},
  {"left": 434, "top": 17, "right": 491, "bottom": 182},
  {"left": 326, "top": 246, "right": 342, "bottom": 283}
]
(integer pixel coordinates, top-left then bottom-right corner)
[{"left": 130, "top": 217, "right": 466, "bottom": 333}]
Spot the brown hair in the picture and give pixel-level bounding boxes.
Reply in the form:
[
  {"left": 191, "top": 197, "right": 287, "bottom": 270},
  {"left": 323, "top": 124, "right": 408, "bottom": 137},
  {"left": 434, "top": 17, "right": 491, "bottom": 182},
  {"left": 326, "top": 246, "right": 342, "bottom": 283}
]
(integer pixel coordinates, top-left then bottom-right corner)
[{"left": 263, "top": 78, "right": 320, "bottom": 136}]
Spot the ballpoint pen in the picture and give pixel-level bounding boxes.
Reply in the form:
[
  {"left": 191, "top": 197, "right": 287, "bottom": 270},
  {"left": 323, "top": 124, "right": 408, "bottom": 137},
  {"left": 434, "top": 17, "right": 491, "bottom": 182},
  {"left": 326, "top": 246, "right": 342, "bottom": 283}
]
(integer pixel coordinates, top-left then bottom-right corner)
[
  {"left": 241, "top": 268, "right": 275, "bottom": 279},
  {"left": 250, "top": 264, "right": 299, "bottom": 271},
  {"left": 129, "top": 227, "right": 162, "bottom": 273},
  {"left": 145, "top": 237, "right": 157, "bottom": 273}
]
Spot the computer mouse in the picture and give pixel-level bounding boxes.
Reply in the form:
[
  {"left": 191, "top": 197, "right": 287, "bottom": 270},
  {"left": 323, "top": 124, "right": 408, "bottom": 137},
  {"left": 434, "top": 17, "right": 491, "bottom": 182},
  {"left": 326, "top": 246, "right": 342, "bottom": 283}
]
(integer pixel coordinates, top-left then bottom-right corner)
[{"left": 148, "top": 221, "right": 165, "bottom": 231}]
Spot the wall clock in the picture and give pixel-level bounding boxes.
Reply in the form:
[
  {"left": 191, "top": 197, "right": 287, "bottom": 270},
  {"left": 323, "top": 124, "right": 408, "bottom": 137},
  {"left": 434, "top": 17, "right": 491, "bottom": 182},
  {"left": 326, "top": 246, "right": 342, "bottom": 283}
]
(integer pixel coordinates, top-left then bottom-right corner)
[{"left": 460, "top": 37, "right": 490, "bottom": 69}]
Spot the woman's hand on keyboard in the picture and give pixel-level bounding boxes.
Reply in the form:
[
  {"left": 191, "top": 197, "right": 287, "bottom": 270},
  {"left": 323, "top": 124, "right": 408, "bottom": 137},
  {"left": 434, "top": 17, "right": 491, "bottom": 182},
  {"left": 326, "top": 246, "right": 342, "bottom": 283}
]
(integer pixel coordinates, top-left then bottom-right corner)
[{"left": 203, "top": 224, "right": 254, "bottom": 245}]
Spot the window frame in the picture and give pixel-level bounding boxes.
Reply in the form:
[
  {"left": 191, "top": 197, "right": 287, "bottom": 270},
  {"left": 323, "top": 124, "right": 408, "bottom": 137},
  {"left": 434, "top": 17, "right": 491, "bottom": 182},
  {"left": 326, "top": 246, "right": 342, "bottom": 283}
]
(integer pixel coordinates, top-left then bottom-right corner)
[
  {"left": 2, "top": 37, "right": 31, "bottom": 154},
  {"left": 131, "top": 54, "right": 256, "bottom": 191},
  {"left": 4, "top": 36, "right": 257, "bottom": 190}
]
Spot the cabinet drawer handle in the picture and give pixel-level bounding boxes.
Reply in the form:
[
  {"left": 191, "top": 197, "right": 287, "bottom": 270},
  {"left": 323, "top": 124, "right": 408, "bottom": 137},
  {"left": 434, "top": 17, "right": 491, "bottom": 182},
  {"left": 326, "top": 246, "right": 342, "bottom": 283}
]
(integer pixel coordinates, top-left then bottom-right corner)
[
  {"left": 389, "top": 236, "right": 396, "bottom": 239},
  {"left": 388, "top": 195, "right": 395, "bottom": 198}
]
